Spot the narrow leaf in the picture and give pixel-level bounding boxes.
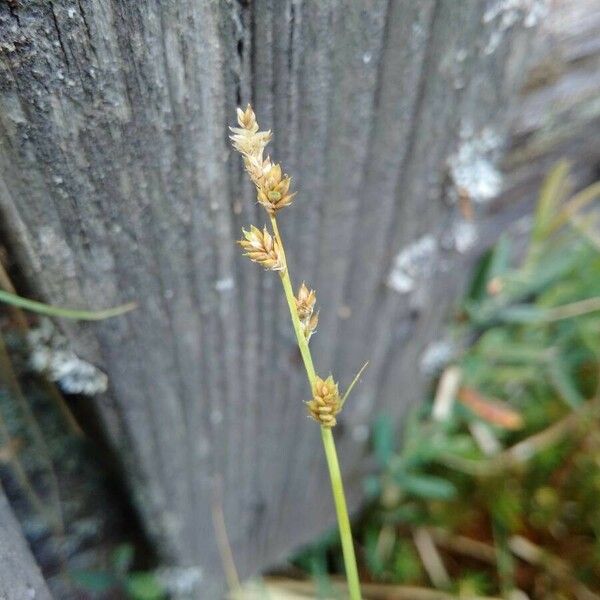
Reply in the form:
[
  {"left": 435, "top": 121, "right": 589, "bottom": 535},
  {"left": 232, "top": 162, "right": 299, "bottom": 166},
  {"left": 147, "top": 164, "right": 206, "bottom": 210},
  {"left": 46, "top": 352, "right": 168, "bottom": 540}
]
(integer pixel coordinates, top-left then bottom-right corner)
[
  {"left": 549, "top": 180, "right": 600, "bottom": 234},
  {"left": 340, "top": 361, "right": 369, "bottom": 408},
  {"left": 0, "top": 289, "right": 136, "bottom": 321},
  {"left": 547, "top": 356, "right": 584, "bottom": 409},
  {"left": 395, "top": 471, "right": 457, "bottom": 500},
  {"left": 531, "top": 160, "right": 570, "bottom": 246}
]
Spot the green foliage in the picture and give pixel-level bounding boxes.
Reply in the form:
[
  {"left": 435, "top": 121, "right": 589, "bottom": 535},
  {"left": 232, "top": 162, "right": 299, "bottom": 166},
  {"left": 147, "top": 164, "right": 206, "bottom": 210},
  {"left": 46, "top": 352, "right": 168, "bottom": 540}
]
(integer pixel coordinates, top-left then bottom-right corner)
[
  {"left": 71, "top": 544, "right": 165, "bottom": 600},
  {"left": 125, "top": 573, "right": 165, "bottom": 600},
  {"left": 392, "top": 539, "right": 422, "bottom": 582},
  {"left": 297, "top": 166, "right": 600, "bottom": 596},
  {"left": 71, "top": 570, "right": 115, "bottom": 593}
]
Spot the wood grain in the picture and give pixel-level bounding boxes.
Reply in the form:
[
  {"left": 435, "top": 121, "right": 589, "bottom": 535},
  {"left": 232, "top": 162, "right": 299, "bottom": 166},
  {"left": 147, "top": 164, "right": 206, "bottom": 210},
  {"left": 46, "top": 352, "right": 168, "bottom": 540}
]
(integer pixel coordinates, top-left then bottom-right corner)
[
  {"left": 0, "top": 485, "right": 52, "bottom": 600},
  {"left": 0, "top": 0, "right": 598, "bottom": 595}
]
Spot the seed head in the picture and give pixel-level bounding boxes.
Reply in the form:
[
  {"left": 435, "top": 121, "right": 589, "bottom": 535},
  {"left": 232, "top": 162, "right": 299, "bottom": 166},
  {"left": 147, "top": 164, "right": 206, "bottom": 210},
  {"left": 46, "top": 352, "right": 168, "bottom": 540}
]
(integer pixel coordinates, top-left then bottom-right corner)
[
  {"left": 295, "top": 282, "right": 318, "bottom": 341},
  {"left": 237, "top": 225, "right": 285, "bottom": 271},
  {"left": 257, "top": 162, "right": 296, "bottom": 213},
  {"left": 230, "top": 105, "right": 296, "bottom": 213},
  {"left": 229, "top": 104, "right": 272, "bottom": 185},
  {"left": 306, "top": 375, "right": 341, "bottom": 427},
  {"left": 230, "top": 130, "right": 272, "bottom": 170}
]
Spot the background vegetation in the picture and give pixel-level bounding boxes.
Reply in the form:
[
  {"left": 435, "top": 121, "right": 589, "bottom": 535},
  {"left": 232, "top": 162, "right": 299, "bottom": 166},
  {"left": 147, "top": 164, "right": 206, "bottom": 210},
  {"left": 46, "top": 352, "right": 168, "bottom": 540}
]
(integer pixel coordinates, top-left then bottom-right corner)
[
  {"left": 284, "top": 164, "right": 600, "bottom": 599},
  {"left": 1, "top": 150, "right": 598, "bottom": 600}
]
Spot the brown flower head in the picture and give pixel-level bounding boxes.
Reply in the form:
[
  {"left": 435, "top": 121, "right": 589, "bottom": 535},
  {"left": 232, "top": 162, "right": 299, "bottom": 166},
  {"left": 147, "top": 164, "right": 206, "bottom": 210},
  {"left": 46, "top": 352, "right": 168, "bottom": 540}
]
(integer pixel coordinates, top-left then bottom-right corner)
[
  {"left": 257, "top": 161, "right": 296, "bottom": 213},
  {"left": 306, "top": 375, "right": 341, "bottom": 427},
  {"left": 237, "top": 225, "right": 285, "bottom": 271}
]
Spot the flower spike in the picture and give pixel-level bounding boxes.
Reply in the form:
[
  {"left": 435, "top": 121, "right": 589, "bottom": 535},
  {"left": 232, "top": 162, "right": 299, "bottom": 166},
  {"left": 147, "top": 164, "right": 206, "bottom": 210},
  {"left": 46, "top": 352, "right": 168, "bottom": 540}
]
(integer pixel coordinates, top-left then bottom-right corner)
[
  {"left": 230, "top": 104, "right": 295, "bottom": 213},
  {"left": 237, "top": 225, "right": 285, "bottom": 271},
  {"left": 306, "top": 375, "right": 342, "bottom": 427}
]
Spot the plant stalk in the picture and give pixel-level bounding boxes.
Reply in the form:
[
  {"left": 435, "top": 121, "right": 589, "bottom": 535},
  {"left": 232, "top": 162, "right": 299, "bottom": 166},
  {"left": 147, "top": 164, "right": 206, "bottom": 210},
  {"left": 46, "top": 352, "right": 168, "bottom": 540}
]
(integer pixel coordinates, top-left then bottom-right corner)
[{"left": 270, "top": 214, "right": 362, "bottom": 600}]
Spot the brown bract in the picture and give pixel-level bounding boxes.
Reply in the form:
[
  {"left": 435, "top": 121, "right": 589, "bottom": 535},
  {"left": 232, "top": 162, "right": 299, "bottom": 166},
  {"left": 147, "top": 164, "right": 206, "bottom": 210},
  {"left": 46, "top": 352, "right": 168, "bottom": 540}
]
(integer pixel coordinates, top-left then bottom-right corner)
[
  {"left": 236, "top": 104, "right": 257, "bottom": 131},
  {"left": 238, "top": 225, "right": 285, "bottom": 271},
  {"left": 296, "top": 282, "right": 319, "bottom": 342},
  {"left": 306, "top": 375, "right": 341, "bottom": 427}
]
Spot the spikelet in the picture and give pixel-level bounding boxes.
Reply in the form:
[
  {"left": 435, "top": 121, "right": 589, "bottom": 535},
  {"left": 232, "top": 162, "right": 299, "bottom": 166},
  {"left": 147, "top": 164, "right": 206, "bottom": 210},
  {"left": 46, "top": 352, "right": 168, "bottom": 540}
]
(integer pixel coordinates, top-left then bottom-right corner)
[
  {"left": 229, "top": 104, "right": 272, "bottom": 186},
  {"left": 256, "top": 161, "right": 296, "bottom": 214},
  {"left": 229, "top": 104, "right": 296, "bottom": 213},
  {"left": 306, "top": 375, "right": 341, "bottom": 427},
  {"left": 296, "top": 282, "right": 318, "bottom": 341},
  {"left": 303, "top": 311, "right": 319, "bottom": 341},
  {"left": 296, "top": 282, "right": 316, "bottom": 320},
  {"left": 236, "top": 104, "right": 258, "bottom": 131},
  {"left": 238, "top": 225, "right": 285, "bottom": 271}
]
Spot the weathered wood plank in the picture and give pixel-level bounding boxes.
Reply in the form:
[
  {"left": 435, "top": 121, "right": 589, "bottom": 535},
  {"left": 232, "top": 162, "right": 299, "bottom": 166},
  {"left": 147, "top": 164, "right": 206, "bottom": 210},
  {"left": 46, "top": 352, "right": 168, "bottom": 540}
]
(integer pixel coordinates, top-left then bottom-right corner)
[
  {"left": 0, "top": 0, "right": 597, "bottom": 595},
  {"left": 0, "top": 485, "right": 52, "bottom": 600}
]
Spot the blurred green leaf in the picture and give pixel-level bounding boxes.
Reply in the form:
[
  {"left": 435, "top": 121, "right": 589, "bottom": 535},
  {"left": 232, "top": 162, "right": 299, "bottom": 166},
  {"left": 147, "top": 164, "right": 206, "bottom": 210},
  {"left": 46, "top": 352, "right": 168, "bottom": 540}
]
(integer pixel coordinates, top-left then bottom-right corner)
[
  {"left": 547, "top": 355, "right": 584, "bottom": 408},
  {"left": 380, "top": 503, "right": 422, "bottom": 526},
  {"left": 466, "top": 235, "right": 512, "bottom": 304},
  {"left": 394, "top": 471, "right": 457, "bottom": 500},
  {"left": 468, "top": 247, "right": 583, "bottom": 326},
  {"left": 71, "top": 570, "right": 115, "bottom": 592},
  {"left": 372, "top": 414, "right": 394, "bottom": 467},
  {"left": 125, "top": 572, "right": 165, "bottom": 600},
  {"left": 392, "top": 539, "right": 422, "bottom": 582},
  {"left": 456, "top": 571, "right": 493, "bottom": 595},
  {"left": 530, "top": 160, "right": 571, "bottom": 250},
  {"left": 487, "top": 235, "right": 512, "bottom": 280},
  {"left": 112, "top": 543, "right": 135, "bottom": 575},
  {"left": 493, "top": 304, "right": 551, "bottom": 324},
  {"left": 364, "top": 475, "right": 381, "bottom": 499},
  {"left": 364, "top": 527, "right": 386, "bottom": 578}
]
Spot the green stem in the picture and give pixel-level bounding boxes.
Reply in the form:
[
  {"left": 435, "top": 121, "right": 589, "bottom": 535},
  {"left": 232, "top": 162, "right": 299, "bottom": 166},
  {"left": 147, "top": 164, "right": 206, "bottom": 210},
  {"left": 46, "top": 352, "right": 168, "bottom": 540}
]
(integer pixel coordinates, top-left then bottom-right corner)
[
  {"left": 320, "top": 426, "right": 362, "bottom": 599},
  {"left": 270, "top": 216, "right": 316, "bottom": 384},
  {"left": 270, "top": 214, "right": 362, "bottom": 600}
]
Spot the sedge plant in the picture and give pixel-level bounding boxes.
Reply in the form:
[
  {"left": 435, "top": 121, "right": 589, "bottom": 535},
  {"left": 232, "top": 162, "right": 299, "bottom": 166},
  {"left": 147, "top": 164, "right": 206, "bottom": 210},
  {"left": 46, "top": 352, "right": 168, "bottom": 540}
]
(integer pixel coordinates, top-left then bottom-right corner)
[{"left": 230, "top": 105, "right": 364, "bottom": 598}]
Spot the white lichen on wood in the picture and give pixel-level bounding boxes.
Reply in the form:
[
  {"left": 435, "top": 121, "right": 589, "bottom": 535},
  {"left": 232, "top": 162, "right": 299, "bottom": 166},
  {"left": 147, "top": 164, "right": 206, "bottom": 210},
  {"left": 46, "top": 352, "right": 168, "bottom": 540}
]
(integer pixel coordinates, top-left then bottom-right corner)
[
  {"left": 28, "top": 319, "right": 108, "bottom": 395},
  {"left": 388, "top": 219, "right": 479, "bottom": 297},
  {"left": 214, "top": 276, "right": 235, "bottom": 292},
  {"left": 483, "top": 0, "right": 547, "bottom": 54},
  {"left": 442, "top": 220, "right": 479, "bottom": 254},
  {"left": 387, "top": 234, "right": 438, "bottom": 294},
  {"left": 155, "top": 565, "right": 204, "bottom": 597},
  {"left": 419, "top": 338, "right": 456, "bottom": 376},
  {"left": 448, "top": 125, "right": 504, "bottom": 204}
]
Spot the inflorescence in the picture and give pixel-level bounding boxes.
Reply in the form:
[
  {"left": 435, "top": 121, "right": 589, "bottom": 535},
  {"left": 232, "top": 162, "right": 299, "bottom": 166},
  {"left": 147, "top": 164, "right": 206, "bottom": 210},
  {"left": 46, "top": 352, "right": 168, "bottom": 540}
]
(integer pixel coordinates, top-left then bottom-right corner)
[{"left": 230, "top": 104, "right": 342, "bottom": 427}]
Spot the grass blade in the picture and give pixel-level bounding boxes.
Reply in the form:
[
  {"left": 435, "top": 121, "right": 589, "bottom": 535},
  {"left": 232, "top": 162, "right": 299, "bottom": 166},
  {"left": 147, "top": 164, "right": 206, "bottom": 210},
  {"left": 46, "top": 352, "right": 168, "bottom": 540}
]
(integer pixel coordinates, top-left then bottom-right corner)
[{"left": 0, "top": 290, "right": 136, "bottom": 321}]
